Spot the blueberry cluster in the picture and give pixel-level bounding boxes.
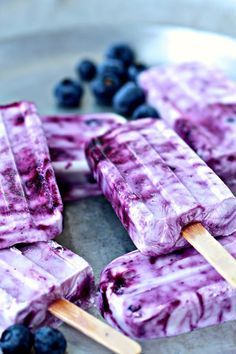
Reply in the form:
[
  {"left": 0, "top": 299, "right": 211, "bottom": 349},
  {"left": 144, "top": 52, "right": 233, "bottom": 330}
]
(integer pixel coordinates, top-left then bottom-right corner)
[
  {"left": 54, "top": 43, "right": 159, "bottom": 119},
  {"left": 0, "top": 325, "right": 67, "bottom": 354}
]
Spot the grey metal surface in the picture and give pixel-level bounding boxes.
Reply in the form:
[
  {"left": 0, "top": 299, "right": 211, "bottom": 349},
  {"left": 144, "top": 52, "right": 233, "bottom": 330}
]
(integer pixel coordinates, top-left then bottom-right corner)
[{"left": 1, "top": 25, "right": 236, "bottom": 354}]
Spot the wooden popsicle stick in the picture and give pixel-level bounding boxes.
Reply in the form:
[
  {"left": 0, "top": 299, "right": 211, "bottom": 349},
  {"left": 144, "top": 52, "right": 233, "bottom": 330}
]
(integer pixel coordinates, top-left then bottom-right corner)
[
  {"left": 49, "top": 299, "right": 142, "bottom": 354},
  {"left": 182, "top": 222, "right": 236, "bottom": 288}
]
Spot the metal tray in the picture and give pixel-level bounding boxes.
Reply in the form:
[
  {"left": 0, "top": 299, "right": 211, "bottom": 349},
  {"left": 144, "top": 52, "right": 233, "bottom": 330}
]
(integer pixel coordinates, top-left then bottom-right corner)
[{"left": 1, "top": 25, "right": 236, "bottom": 354}]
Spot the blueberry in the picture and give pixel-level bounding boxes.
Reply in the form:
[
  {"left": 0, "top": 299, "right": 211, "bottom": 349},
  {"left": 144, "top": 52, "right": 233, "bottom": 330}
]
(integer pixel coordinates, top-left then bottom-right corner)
[
  {"left": 91, "top": 73, "right": 121, "bottom": 105},
  {"left": 112, "top": 82, "right": 146, "bottom": 117},
  {"left": 54, "top": 78, "right": 83, "bottom": 108},
  {"left": 0, "top": 324, "right": 33, "bottom": 354},
  {"left": 227, "top": 117, "right": 236, "bottom": 123},
  {"left": 132, "top": 104, "right": 160, "bottom": 119},
  {"left": 128, "top": 304, "right": 141, "bottom": 313},
  {"left": 34, "top": 327, "right": 67, "bottom": 354},
  {"left": 98, "top": 59, "right": 127, "bottom": 83},
  {"left": 77, "top": 59, "right": 97, "bottom": 81},
  {"left": 128, "top": 63, "right": 147, "bottom": 82},
  {"left": 106, "top": 43, "right": 135, "bottom": 67}
]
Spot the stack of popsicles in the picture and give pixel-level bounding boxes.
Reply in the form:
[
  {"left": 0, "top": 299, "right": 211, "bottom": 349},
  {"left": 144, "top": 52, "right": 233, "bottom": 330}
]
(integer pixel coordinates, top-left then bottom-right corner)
[
  {"left": 139, "top": 62, "right": 236, "bottom": 194},
  {"left": 1, "top": 61, "right": 236, "bottom": 347},
  {"left": 0, "top": 101, "right": 141, "bottom": 354},
  {"left": 86, "top": 117, "right": 236, "bottom": 339},
  {"left": 0, "top": 101, "right": 95, "bottom": 327}
]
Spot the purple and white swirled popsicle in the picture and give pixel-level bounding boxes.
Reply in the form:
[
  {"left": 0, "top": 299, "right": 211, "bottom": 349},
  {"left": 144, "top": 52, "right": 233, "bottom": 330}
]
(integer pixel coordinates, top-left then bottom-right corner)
[
  {"left": 0, "top": 102, "right": 63, "bottom": 249},
  {"left": 99, "top": 235, "right": 236, "bottom": 339},
  {"left": 42, "top": 113, "right": 126, "bottom": 201},
  {"left": 0, "top": 240, "right": 94, "bottom": 334},
  {"left": 139, "top": 62, "right": 236, "bottom": 194},
  {"left": 86, "top": 118, "right": 236, "bottom": 256}
]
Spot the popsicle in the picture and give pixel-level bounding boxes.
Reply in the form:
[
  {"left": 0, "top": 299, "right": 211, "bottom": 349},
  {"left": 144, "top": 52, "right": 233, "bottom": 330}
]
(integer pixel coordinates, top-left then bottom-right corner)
[
  {"left": 0, "top": 240, "right": 141, "bottom": 354},
  {"left": 42, "top": 113, "right": 126, "bottom": 201},
  {"left": 99, "top": 235, "right": 236, "bottom": 339},
  {"left": 86, "top": 118, "right": 236, "bottom": 285},
  {"left": 138, "top": 62, "right": 236, "bottom": 194},
  {"left": 175, "top": 104, "right": 236, "bottom": 194},
  {"left": 0, "top": 102, "right": 63, "bottom": 249},
  {"left": 0, "top": 240, "right": 94, "bottom": 333}
]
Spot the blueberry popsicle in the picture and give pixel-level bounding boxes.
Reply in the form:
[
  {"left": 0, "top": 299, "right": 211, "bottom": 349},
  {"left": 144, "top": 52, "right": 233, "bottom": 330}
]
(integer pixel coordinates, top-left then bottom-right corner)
[
  {"left": 139, "top": 62, "right": 236, "bottom": 194},
  {"left": 0, "top": 240, "right": 94, "bottom": 333},
  {"left": 99, "top": 235, "right": 236, "bottom": 339},
  {"left": 42, "top": 113, "right": 126, "bottom": 201},
  {"left": 0, "top": 241, "right": 141, "bottom": 354},
  {"left": 175, "top": 104, "right": 236, "bottom": 194},
  {"left": 86, "top": 118, "right": 236, "bottom": 285},
  {"left": 0, "top": 102, "right": 63, "bottom": 249}
]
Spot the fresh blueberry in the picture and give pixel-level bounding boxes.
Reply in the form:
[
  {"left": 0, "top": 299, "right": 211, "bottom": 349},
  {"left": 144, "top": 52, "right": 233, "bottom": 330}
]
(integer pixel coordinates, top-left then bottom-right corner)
[
  {"left": 227, "top": 116, "right": 236, "bottom": 123},
  {"left": 34, "top": 327, "right": 67, "bottom": 354},
  {"left": 77, "top": 59, "right": 97, "bottom": 81},
  {"left": 132, "top": 104, "right": 160, "bottom": 119},
  {"left": 112, "top": 82, "right": 146, "bottom": 116},
  {"left": 54, "top": 78, "right": 83, "bottom": 108},
  {"left": 0, "top": 324, "right": 34, "bottom": 354},
  {"left": 106, "top": 43, "right": 135, "bottom": 67},
  {"left": 128, "top": 63, "right": 147, "bottom": 82},
  {"left": 98, "top": 59, "right": 127, "bottom": 83},
  {"left": 91, "top": 73, "right": 121, "bottom": 105}
]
